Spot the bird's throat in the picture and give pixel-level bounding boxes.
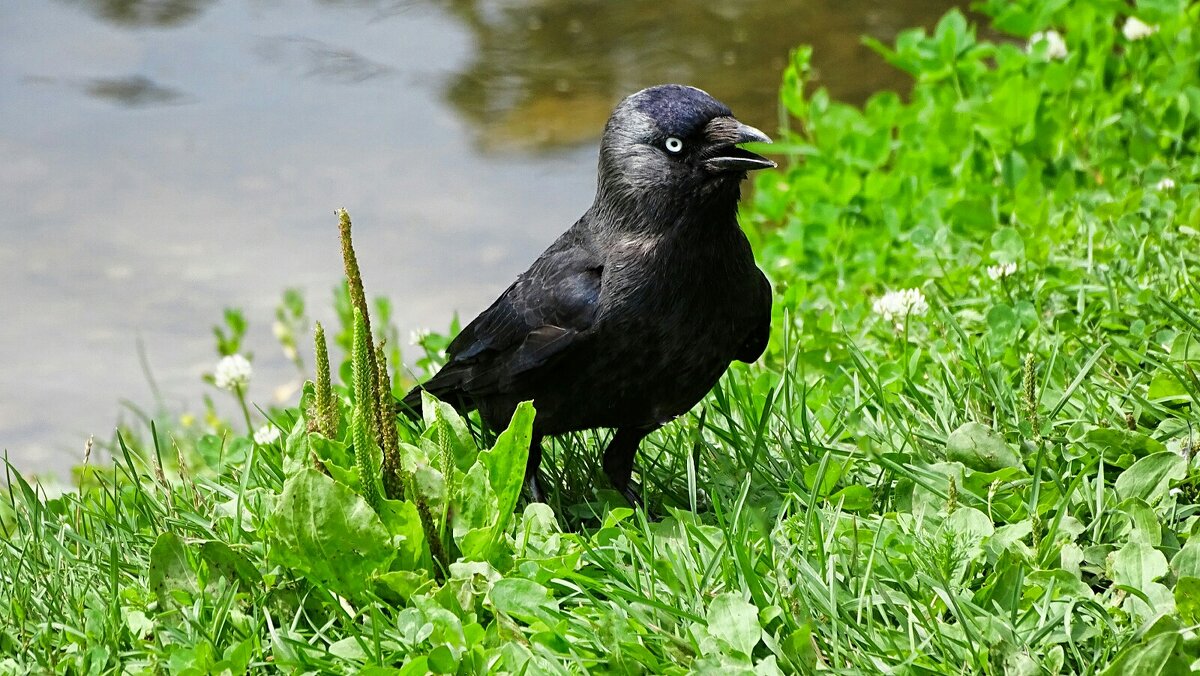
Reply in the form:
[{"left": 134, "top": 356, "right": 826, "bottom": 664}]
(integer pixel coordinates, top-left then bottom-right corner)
[{"left": 592, "top": 178, "right": 743, "bottom": 238}]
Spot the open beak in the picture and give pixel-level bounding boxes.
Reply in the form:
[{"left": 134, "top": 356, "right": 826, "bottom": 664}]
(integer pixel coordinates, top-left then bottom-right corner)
[{"left": 705, "top": 122, "right": 776, "bottom": 173}]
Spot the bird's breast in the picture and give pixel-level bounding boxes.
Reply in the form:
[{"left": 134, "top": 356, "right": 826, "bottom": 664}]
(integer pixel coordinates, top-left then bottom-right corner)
[{"left": 600, "top": 240, "right": 758, "bottom": 353}]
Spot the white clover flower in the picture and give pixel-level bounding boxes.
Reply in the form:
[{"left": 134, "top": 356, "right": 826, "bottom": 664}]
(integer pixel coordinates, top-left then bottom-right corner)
[
  {"left": 409, "top": 328, "right": 431, "bottom": 346},
  {"left": 214, "top": 354, "right": 252, "bottom": 391},
  {"left": 253, "top": 424, "right": 281, "bottom": 445},
  {"left": 1122, "top": 17, "right": 1158, "bottom": 41},
  {"left": 872, "top": 288, "right": 929, "bottom": 329},
  {"left": 1155, "top": 177, "right": 1176, "bottom": 191},
  {"left": 987, "top": 262, "right": 1018, "bottom": 280},
  {"left": 1028, "top": 30, "right": 1068, "bottom": 60}
]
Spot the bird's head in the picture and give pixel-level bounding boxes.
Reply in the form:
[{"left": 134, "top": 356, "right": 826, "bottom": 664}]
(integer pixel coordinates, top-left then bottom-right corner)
[{"left": 597, "top": 84, "right": 775, "bottom": 204}]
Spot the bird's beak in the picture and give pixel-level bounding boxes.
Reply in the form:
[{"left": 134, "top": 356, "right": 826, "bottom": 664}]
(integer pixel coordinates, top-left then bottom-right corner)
[{"left": 705, "top": 121, "right": 776, "bottom": 174}]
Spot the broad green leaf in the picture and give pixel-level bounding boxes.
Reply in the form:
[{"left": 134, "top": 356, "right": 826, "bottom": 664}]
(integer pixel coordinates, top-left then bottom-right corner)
[
  {"left": 514, "top": 504, "right": 576, "bottom": 575},
  {"left": 803, "top": 457, "right": 848, "bottom": 495},
  {"left": 124, "top": 610, "right": 154, "bottom": 638},
  {"left": 479, "top": 401, "right": 534, "bottom": 531},
  {"left": 1172, "top": 539, "right": 1200, "bottom": 579},
  {"left": 375, "top": 570, "right": 433, "bottom": 605},
  {"left": 448, "top": 560, "right": 500, "bottom": 592},
  {"left": 986, "top": 304, "right": 1019, "bottom": 343},
  {"left": 216, "top": 640, "right": 254, "bottom": 674},
  {"left": 198, "top": 540, "right": 262, "bottom": 586},
  {"left": 377, "top": 498, "right": 427, "bottom": 571},
  {"left": 1025, "top": 569, "right": 1093, "bottom": 599},
  {"left": 1119, "top": 498, "right": 1162, "bottom": 545},
  {"left": 1168, "top": 333, "right": 1198, "bottom": 360},
  {"left": 1175, "top": 577, "right": 1200, "bottom": 625},
  {"left": 1100, "top": 630, "right": 1190, "bottom": 676},
  {"left": 1147, "top": 334, "right": 1200, "bottom": 402},
  {"left": 1085, "top": 428, "right": 1168, "bottom": 464},
  {"left": 828, "top": 485, "right": 872, "bottom": 511},
  {"left": 943, "top": 507, "right": 994, "bottom": 547},
  {"left": 412, "top": 598, "right": 469, "bottom": 650},
  {"left": 458, "top": 465, "right": 499, "bottom": 549},
  {"left": 1147, "top": 370, "right": 1189, "bottom": 402},
  {"left": 328, "top": 637, "right": 368, "bottom": 662},
  {"left": 991, "top": 227, "right": 1024, "bottom": 261},
  {"left": 1110, "top": 541, "right": 1169, "bottom": 592},
  {"left": 428, "top": 645, "right": 458, "bottom": 674},
  {"left": 400, "top": 441, "right": 448, "bottom": 508},
  {"left": 1003, "top": 652, "right": 1039, "bottom": 676},
  {"left": 706, "top": 593, "right": 761, "bottom": 658},
  {"left": 1060, "top": 543, "right": 1085, "bottom": 578},
  {"left": 987, "top": 520, "right": 1033, "bottom": 562},
  {"left": 498, "top": 642, "right": 536, "bottom": 672},
  {"left": 282, "top": 417, "right": 310, "bottom": 478},
  {"left": 167, "top": 640, "right": 217, "bottom": 674},
  {"left": 489, "top": 578, "right": 557, "bottom": 623},
  {"left": 460, "top": 402, "right": 535, "bottom": 563},
  {"left": 397, "top": 656, "right": 430, "bottom": 676},
  {"left": 149, "top": 532, "right": 197, "bottom": 608},
  {"left": 310, "top": 434, "right": 355, "bottom": 481},
  {"left": 1115, "top": 452, "right": 1186, "bottom": 504},
  {"left": 270, "top": 468, "right": 395, "bottom": 596},
  {"left": 945, "top": 422, "right": 1022, "bottom": 472},
  {"left": 1043, "top": 646, "right": 1066, "bottom": 676}
]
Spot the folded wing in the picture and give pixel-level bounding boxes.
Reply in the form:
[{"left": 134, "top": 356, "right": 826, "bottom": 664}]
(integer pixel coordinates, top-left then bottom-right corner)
[{"left": 402, "top": 236, "right": 603, "bottom": 412}]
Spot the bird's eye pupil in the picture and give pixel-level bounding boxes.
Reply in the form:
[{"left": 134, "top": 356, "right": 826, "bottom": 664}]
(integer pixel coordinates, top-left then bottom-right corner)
[{"left": 664, "top": 137, "right": 684, "bottom": 153}]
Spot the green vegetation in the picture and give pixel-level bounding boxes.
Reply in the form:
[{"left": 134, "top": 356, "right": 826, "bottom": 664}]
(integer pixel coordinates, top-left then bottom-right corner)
[{"left": 4, "top": 0, "right": 1200, "bottom": 672}]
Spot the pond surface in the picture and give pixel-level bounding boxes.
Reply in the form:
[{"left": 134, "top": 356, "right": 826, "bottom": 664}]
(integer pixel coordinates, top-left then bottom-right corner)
[{"left": 0, "top": 0, "right": 959, "bottom": 476}]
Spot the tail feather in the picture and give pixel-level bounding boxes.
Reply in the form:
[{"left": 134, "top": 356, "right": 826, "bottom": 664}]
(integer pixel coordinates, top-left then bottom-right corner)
[
  {"left": 397, "top": 386, "right": 425, "bottom": 419},
  {"left": 397, "top": 371, "right": 476, "bottom": 420}
]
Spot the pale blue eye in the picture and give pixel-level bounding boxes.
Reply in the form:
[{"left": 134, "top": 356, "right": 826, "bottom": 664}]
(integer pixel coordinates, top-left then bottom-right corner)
[{"left": 664, "top": 137, "right": 684, "bottom": 153}]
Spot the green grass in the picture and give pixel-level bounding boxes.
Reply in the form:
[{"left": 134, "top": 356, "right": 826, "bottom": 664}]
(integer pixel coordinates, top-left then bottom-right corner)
[{"left": 5, "top": 0, "right": 1200, "bottom": 672}]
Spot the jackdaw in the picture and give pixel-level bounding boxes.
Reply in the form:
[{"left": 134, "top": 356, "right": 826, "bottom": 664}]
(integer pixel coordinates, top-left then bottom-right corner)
[{"left": 402, "top": 84, "right": 774, "bottom": 506}]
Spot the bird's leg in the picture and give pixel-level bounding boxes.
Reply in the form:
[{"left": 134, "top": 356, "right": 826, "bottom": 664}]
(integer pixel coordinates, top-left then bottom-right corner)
[
  {"left": 602, "top": 425, "right": 659, "bottom": 507},
  {"left": 524, "top": 435, "right": 548, "bottom": 502}
]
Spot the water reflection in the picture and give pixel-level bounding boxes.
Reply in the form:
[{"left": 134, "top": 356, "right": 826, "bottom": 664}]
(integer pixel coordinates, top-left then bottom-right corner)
[
  {"left": 86, "top": 75, "right": 187, "bottom": 106},
  {"left": 59, "top": 0, "right": 216, "bottom": 27},
  {"left": 24, "top": 74, "right": 189, "bottom": 108},
  {"left": 58, "top": 0, "right": 962, "bottom": 149},
  {"left": 441, "top": 0, "right": 961, "bottom": 152},
  {"left": 254, "top": 36, "right": 397, "bottom": 84}
]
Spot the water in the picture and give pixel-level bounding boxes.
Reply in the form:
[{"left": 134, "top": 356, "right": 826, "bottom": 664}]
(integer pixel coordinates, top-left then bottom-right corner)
[{"left": 0, "top": 0, "right": 958, "bottom": 476}]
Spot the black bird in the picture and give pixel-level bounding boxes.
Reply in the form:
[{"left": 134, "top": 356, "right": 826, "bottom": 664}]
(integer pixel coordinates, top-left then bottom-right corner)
[{"left": 402, "top": 84, "right": 774, "bottom": 505}]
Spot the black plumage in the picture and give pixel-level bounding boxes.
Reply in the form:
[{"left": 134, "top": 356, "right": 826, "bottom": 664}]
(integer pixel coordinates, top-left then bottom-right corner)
[{"left": 402, "top": 84, "right": 774, "bottom": 505}]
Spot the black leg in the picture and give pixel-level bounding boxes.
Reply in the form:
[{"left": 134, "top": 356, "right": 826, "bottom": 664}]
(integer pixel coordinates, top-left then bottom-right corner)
[
  {"left": 602, "top": 425, "right": 659, "bottom": 507},
  {"left": 524, "top": 435, "right": 547, "bottom": 502}
]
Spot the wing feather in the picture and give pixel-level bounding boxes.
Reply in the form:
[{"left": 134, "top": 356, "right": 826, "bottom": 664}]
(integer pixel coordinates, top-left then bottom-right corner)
[
  {"left": 415, "top": 232, "right": 602, "bottom": 401},
  {"left": 736, "top": 271, "right": 772, "bottom": 363}
]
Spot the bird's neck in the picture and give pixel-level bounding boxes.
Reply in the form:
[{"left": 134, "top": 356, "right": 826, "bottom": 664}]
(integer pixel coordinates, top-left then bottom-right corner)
[{"left": 591, "top": 179, "right": 743, "bottom": 239}]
